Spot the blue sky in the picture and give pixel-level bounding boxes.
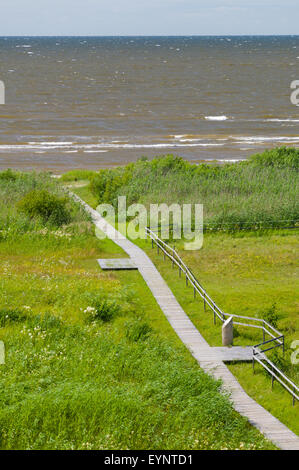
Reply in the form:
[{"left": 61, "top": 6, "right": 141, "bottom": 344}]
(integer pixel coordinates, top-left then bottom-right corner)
[{"left": 0, "top": 0, "right": 298, "bottom": 36}]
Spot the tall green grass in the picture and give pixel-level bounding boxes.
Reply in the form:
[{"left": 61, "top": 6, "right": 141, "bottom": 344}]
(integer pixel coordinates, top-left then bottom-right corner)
[
  {"left": 1, "top": 310, "right": 273, "bottom": 450},
  {"left": 134, "top": 230, "right": 299, "bottom": 434},
  {"left": 0, "top": 171, "right": 273, "bottom": 449},
  {"left": 60, "top": 169, "right": 96, "bottom": 182},
  {"left": 70, "top": 147, "right": 299, "bottom": 231}
]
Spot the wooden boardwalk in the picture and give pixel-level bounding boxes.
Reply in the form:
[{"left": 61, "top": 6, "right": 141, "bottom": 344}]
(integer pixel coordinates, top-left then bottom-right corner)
[
  {"left": 97, "top": 258, "right": 138, "bottom": 270},
  {"left": 74, "top": 194, "right": 299, "bottom": 450}
]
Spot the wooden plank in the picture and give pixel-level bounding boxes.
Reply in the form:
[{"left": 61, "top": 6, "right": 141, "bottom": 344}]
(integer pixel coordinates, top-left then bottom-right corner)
[{"left": 97, "top": 258, "right": 138, "bottom": 270}]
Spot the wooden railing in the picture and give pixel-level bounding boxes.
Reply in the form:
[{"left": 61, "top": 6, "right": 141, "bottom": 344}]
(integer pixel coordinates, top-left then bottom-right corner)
[
  {"left": 253, "top": 347, "right": 299, "bottom": 406},
  {"left": 145, "top": 226, "right": 298, "bottom": 405}
]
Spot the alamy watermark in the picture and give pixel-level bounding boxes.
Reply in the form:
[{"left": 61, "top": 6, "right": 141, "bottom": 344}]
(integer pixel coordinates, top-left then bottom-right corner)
[
  {"left": 0, "top": 80, "right": 5, "bottom": 105},
  {"left": 94, "top": 197, "right": 203, "bottom": 250},
  {"left": 291, "top": 340, "right": 299, "bottom": 365},
  {"left": 290, "top": 80, "right": 299, "bottom": 106}
]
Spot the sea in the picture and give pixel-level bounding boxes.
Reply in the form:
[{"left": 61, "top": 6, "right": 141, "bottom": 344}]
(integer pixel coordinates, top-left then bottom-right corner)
[{"left": 0, "top": 36, "right": 298, "bottom": 171}]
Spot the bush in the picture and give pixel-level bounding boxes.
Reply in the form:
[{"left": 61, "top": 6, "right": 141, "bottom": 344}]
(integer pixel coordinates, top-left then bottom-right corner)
[
  {"left": 250, "top": 147, "right": 299, "bottom": 169},
  {"left": 261, "top": 303, "right": 280, "bottom": 328},
  {"left": 89, "top": 164, "right": 134, "bottom": 205},
  {"left": 0, "top": 308, "right": 30, "bottom": 326},
  {"left": 125, "top": 319, "right": 152, "bottom": 342},
  {"left": 0, "top": 169, "right": 17, "bottom": 181},
  {"left": 88, "top": 150, "right": 299, "bottom": 232},
  {"left": 17, "top": 190, "right": 71, "bottom": 226},
  {"left": 84, "top": 298, "right": 119, "bottom": 322}
]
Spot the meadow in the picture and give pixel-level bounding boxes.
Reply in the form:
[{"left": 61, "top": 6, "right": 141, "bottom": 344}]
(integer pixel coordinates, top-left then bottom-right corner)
[
  {"left": 64, "top": 146, "right": 299, "bottom": 231},
  {"left": 136, "top": 230, "right": 299, "bottom": 435},
  {"left": 67, "top": 147, "right": 299, "bottom": 435},
  {"left": 0, "top": 170, "right": 274, "bottom": 449}
]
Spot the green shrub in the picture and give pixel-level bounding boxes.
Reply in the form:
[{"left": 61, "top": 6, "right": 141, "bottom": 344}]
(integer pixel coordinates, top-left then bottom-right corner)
[
  {"left": 0, "top": 308, "right": 30, "bottom": 326},
  {"left": 89, "top": 164, "right": 134, "bottom": 205},
  {"left": 261, "top": 303, "right": 280, "bottom": 328},
  {"left": 17, "top": 190, "right": 71, "bottom": 226},
  {"left": 250, "top": 147, "right": 299, "bottom": 169},
  {"left": 88, "top": 150, "right": 299, "bottom": 232},
  {"left": 0, "top": 169, "right": 17, "bottom": 181},
  {"left": 85, "top": 298, "right": 119, "bottom": 322},
  {"left": 125, "top": 319, "right": 152, "bottom": 342}
]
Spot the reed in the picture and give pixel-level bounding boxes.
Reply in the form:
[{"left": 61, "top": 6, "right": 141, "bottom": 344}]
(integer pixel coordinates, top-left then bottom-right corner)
[{"left": 84, "top": 147, "right": 299, "bottom": 231}]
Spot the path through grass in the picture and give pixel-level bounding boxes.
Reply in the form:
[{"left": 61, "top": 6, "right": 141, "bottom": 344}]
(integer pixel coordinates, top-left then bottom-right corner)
[{"left": 0, "top": 170, "right": 274, "bottom": 449}]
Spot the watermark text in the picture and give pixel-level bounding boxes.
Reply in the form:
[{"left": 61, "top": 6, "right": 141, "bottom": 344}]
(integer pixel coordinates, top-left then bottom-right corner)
[
  {"left": 95, "top": 197, "right": 203, "bottom": 250},
  {"left": 290, "top": 80, "right": 299, "bottom": 106}
]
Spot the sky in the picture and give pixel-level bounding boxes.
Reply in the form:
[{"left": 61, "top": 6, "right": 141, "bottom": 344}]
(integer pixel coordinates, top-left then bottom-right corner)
[{"left": 0, "top": 0, "right": 298, "bottom": 36}]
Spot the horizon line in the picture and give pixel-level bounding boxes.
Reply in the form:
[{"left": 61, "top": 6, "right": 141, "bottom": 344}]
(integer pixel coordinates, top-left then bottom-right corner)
[{"left": 0, "top": 34, "right": 299, "bottom": 38}]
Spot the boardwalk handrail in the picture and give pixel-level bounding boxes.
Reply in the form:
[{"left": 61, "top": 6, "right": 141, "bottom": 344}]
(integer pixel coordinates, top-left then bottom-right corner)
[
  {"left": 146, "top": 227, "right": 283, "bottom": 350},
  {"left": 145, "top": 226, "right": 299, "bottom": 405},
  {"left": 253, "top": 346, "right": 299, "bottom": 405}
]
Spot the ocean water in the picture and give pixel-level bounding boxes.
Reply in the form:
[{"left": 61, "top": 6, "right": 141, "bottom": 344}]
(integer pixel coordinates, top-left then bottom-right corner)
[{"left": 0, "top": 36, "right": 298, "bottom": 171}]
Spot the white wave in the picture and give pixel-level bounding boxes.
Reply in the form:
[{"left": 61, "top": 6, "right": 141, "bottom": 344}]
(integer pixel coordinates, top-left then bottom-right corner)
[
  {"left": 3, "top": 135, "right": 298, "bottom": 153},
  {"left": 84, "top": 150, "right": 108, "bottom": 153},
  {"left": 217, "top": 158, "right": 244, "bottom": 162},
  {"left": 179, "top": 137, "right": 229, "bottom": 143},
  {"left": 95, "top": 143, "right": 225, "bottom": 149},
  {"left": 205, "top": 116, "right": 228, "bottom": 121},
  {"left": 28, "top": 142, "right": 74, "bottom": 146},
  {"left": 0, "top": 141, "right": 225, "bottom": 152},
  {"left": 232, "top": 136, "right": 299, "bottom": 143},
  {"left": 266, "top": 119, "right": 299, "bottom": 122},
  {"left": 178, "top": 139, "right": 203, "bottom": 142}
]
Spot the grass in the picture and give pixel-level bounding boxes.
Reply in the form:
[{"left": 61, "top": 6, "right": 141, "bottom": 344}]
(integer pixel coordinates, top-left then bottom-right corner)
[
  {"left": 134, "top": 231, "right": 299, "bottom": 435},
  {"left": 0, "top": 170, "right": 274, "bottom": 450},
  {"left": 68, "top": 171, "right": 299, "bottom": 436},
  {"left": 67, "top": 182, "right": 99, "bottom": 208},
  {"left": 61, "top": 148, "right": 299, "bottom": 231},
  {"left": 59, "top": 169, "right": 96, "bottom": 182}
]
